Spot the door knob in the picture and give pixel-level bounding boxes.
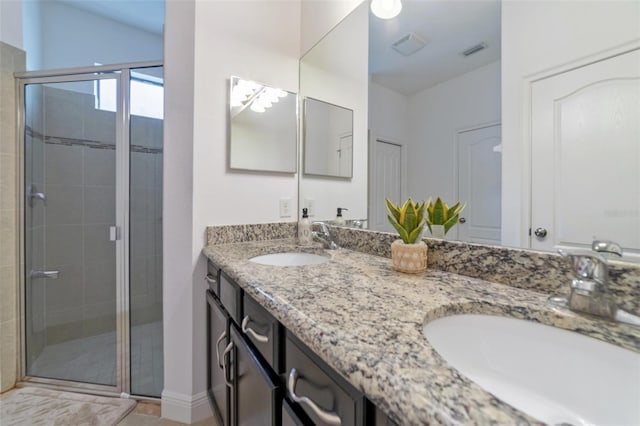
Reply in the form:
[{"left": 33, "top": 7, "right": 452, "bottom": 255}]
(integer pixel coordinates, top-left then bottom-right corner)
[
  {"left": 534, "top": 227, "right": 548, "bottom": 239},
  {"left": 459, "top": 217, "right": 466, "bottom": 224}
]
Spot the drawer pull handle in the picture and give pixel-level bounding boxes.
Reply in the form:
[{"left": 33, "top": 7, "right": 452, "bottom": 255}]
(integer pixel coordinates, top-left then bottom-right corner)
[
  {"left": 205, "top": 274, "right": 217, "bottom": 284},
  {"left": 241, "top": 316, "right": 269, "bottom": 343},
  {"left": 287, "top": 368, "right": 341, "bottom": 426},
  {"left": 216, "top": 331, "right": 226, "bottom": 369},
  {"left": 222, "top": 342, "right": 234, "bottom": 388}
]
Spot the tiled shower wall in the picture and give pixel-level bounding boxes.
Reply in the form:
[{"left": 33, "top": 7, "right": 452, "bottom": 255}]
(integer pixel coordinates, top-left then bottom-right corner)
[
  {"left": 0, "top": 42, "right": 25, "bottom": 393},
  {"left": 24, "top": 82, "right": 162, "bottom": 366}
]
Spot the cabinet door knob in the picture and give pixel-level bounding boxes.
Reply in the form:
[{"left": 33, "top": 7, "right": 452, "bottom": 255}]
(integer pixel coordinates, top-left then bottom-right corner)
[
  {"left": 287, "top": 368, "right": 341, "bottom": 425},
  {"left": 241, "top": 316, "right": 269, "bottom": 343}
]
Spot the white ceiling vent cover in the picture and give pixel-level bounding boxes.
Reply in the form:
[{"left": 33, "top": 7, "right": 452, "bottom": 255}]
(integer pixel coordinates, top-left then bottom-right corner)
[
  {"left": 461, "top": 42, "right": 488, "bottom": 57},
  {"left": 391, "top": 33, "right": 427, "bottom": 56}
]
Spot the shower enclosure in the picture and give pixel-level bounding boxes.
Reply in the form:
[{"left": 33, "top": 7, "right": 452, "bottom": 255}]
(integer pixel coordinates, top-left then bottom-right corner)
[{"left": 17, "top": 62, "right": 163, "bottom": 398}]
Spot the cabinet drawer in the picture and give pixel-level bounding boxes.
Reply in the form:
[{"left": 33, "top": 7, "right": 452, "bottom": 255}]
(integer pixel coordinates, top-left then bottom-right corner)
[
  {"left": 206, "top": 262, "right": 219, "bottom": 296},
  {"left": 242, "top": 293, "right": 283, "bottom": 373},
  {"left": 219, "top": 272, "right": 242, "bottom": 324},
  {"left": 285, "top": 333, "right": 364, "bottom": 426}
]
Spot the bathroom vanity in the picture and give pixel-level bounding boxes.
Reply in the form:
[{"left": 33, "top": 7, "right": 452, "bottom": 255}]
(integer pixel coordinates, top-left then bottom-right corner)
[{"left": 202, "top": 226, "right": 640, "bottom": 425}]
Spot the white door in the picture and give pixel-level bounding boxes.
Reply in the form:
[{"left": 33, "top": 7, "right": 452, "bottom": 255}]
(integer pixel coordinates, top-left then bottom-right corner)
[
  {"left": 531, "top": 48, "right": 640, "bottom": 256},
  {"left": 338, "top": 133, "right": 353, "bottom": 177},
  {"left": 457, "top": 124, "right": 502, "bottom": 244},
  {"left": 370, "top": 139, "right": 402, "bottom": 232}
]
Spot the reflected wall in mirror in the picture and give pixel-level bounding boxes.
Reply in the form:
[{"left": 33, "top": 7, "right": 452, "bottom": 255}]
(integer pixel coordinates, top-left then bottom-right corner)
[
  {"left": 298, "top": 2, "right": 369, "bottom": 222},
  {"left": 368, "top": 0, "right": 502, "bottom": 245},
  {"left": 229, "top": 76, "right": 297, "bottom": 173},
  {"left": 303, "top": 97, "right": 354, "bottom": 178}
]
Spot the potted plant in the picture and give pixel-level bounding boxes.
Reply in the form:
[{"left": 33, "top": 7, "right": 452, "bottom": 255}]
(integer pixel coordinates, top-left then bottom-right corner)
[
  {"left": 426, "top": 197, "right": 466, "bottom": 238},
  {"left": 386, "top": 198, "right": 428, "bottom": 273}
]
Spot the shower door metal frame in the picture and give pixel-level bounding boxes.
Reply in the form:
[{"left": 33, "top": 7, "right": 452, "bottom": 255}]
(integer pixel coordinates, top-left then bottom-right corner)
[{"left": 16, "top": 60, "right": 162, "bottom": 398}]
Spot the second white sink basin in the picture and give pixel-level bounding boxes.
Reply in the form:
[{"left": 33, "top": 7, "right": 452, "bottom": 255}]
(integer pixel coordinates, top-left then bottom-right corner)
[
  {"left": 423, "top": 314, "right": 640, "bottom": 426},
  {"left": 249, "top": 252, "right": 329, "bottom": 266}
]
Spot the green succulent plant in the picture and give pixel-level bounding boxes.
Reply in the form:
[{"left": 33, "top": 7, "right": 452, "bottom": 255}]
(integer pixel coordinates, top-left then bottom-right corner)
[
  {"left": 386, "top": 198, "right": 427, "bottom": 244},
  {"left": 426, "top": 197, "right": 466, "bottom": 235}
]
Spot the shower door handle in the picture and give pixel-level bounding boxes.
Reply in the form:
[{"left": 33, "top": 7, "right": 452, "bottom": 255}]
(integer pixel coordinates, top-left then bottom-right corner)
[
  {"left": 30, "top": 270, "right": 60, "bottom": 279},
  {"left": 110, "top": 226, "right": 121, "bottom": 241}
]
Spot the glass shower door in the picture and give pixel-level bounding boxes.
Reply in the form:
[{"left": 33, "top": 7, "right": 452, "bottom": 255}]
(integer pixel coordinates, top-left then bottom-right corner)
[{"left": 24, "top": 74, "right": 119, "bottom": 387}]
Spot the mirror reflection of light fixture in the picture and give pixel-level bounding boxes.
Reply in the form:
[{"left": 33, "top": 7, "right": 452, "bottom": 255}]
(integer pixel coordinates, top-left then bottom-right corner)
[
  {"left": 230, "top": 77, "right": 288, "bottom": 114},
  {"left": 370, "top": 0, "right": 402, "bottom": 19}
]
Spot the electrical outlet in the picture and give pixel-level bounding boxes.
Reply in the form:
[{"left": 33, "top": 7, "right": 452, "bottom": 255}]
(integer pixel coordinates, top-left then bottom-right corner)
[
  {"left": 279, "top": 198, "right": 292, "bottom": 218},
  {"left": 304, "top": 198, "right": 315, "bottom": 216}
]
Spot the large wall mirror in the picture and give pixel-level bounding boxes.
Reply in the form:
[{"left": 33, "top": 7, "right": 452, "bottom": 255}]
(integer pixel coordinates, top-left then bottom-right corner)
[
  {"left": 229, "top": 76, "right": 297, "bottom": 173},
  {"left": 298, "top": 2, "right": 369, "bottom": 223},
  {"left": 299, "top": 0, "right": 640, "bottom": 261},
  {"left": 303, "top": 97, "right": 354, "bottom": 178}
]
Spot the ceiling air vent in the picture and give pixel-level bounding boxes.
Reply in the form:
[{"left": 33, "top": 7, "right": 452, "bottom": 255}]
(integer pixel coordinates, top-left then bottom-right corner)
[
  {"left": 391, "top": 32, "right": 427, "bottom": 56},
  {"left": 460, "top": 42, "right": 488, "bottom": 57}
]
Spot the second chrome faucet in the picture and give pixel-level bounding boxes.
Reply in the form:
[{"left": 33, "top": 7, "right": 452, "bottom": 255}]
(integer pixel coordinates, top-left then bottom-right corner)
[
  {"left": 312, "top": 222, "right": 339, "bottom": 250},
  {"left": 555, "top": 240, "right": 640, "bottom": 327}
]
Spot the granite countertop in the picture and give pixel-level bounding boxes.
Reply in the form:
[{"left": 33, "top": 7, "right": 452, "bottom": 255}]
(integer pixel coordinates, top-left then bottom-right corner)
[{"left": 202, "top": 239, "right": 640, "bottom": 425}]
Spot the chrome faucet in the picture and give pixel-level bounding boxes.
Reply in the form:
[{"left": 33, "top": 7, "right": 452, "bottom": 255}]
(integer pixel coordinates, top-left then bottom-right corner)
[
  {"left": 312, "top": 221, "right": 339, "bottom": 250},
  {"left": 557, "top": 240, "right": 640, "bottom": 326}
]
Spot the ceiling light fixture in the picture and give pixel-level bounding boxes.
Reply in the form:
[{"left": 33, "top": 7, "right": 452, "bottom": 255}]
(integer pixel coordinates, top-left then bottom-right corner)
[{"left": 370, "top": 0, "right": 402, "bottom": 20}]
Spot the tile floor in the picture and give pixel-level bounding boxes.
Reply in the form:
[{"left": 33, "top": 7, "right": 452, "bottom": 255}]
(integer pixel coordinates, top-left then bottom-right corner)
[
  {"left": 118, "top": 402, "right": 217, "bottom": 426},
  {"left": 29, "top": 321, "right": 163, "bottom": 397}
]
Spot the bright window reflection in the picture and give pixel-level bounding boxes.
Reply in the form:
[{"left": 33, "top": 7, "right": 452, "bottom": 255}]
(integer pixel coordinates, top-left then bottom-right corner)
[{"left": 95, "top": 73, "right": 164, "bottom": 119}]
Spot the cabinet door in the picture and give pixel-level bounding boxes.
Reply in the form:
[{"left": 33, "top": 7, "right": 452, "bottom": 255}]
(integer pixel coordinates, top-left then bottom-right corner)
[
  {"left": 230, "top": 325, "right": 281, "bottom": 426},
  {"left": 207, "top": 290, "right": 231, "bottom": 426}
]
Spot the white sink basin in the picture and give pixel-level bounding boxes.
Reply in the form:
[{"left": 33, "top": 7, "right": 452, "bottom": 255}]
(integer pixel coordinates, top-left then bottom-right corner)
[
  {"left": 423, "top": 314, "right": 640, "bottom": 425},
  {"left": 249, "top": 252, "right": 329, "bottom": 266}
]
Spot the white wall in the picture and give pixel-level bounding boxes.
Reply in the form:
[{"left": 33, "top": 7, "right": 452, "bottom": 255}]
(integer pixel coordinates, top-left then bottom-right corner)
[
  {"left": 164, "top": 0, "right": 302, "bottom": 423},
  {"left": 501, "top": 0, "right": 640, "bottom": 247},
  {"left": 24, "top": 0, "right": 162, "bottom": 71},
  {"left": 368, "top": 81, "right": 410, "bottom": 147},
  {"left": 406, "top": 60, "right": 501, "bottom": 203},
  {"left": 300, "top": 0, "right": 363, "bottom": 56},
  {"left": 162, "top": 0, "right": 199, "bottom": 422},
  {"left": 0, "top": 0, "right": 23, "bottom": 49}
]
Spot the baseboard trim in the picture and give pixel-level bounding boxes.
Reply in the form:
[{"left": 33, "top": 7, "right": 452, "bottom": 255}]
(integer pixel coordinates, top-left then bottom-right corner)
[{"left": 161, "top": 390, "right": 212, "bottom": 424}]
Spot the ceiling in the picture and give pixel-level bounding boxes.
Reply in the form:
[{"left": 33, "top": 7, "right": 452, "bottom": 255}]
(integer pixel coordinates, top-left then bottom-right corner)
[
  {"left": 369, "top": 0, "right": 501, "bottom": 95},
  {"left": 54, "top": 0, "right": 498, "bottom": 95},
  {"left": 56, "top": 0, "right": 165, "bottom": 35}
]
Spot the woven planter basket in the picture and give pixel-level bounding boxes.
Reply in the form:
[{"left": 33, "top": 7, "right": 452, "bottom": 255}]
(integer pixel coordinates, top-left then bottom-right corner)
[{"left": 391, "top": 240, "right": 428, "bottom": 273}]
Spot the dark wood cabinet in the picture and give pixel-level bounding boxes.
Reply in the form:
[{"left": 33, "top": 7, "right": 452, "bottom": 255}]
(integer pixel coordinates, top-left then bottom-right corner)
[
  {"left": 206, "top": 262, "right": 395, "bottom": 426},
  {"left": 242, "top": 293, "right": 283, "bottom": 373},
  {"left": 285, "top": 332, "right": 365, "bottom": 426},
  {"left": 207, "top": 290, "right": 231, "bottom": 426},
  {"left": 230, "top": 324, "right": 282, "bottom": 425}
]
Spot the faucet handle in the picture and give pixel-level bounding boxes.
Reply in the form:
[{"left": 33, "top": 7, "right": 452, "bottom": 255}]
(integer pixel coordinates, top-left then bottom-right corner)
[
  {"left": 558, "top": 249, "right": 608, "bottom": 284},
  {"left": 592, "top": 240, "right": 623, "bottom": 257}
]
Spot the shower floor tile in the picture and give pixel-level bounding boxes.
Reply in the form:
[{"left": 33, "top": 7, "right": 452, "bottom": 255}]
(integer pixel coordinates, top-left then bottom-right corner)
[{"left": 29, "top": 321, "right": 163, "bottom": 397}]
